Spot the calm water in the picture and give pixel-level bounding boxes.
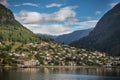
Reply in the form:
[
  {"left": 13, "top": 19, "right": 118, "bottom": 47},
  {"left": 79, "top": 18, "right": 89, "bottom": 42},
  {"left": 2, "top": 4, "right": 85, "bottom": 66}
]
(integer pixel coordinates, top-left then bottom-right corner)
[{"left": 0, "top": 67, "right": 120, "bottom": 80}]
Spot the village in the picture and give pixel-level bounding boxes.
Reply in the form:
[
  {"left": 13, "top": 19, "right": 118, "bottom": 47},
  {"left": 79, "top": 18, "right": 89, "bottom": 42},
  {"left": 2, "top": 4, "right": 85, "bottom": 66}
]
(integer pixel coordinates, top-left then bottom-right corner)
[{"left": 0, "top": 41, "right": 120, "bottom": 67}]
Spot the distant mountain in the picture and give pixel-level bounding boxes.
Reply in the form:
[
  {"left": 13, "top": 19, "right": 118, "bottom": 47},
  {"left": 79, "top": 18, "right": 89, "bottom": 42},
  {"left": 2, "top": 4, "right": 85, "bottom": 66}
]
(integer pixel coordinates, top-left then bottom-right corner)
[
  {"left": 0, "top": 4, "right": 40, "bottom": 43},
  {"left": 54, "top": 28, "right": 93, "bottom": 44},
  {"left": 37, "top": 33, "right": 57, "bottom": 39},
  {"left": 71, "top": 3, "right": 120, "bottom": 56}
]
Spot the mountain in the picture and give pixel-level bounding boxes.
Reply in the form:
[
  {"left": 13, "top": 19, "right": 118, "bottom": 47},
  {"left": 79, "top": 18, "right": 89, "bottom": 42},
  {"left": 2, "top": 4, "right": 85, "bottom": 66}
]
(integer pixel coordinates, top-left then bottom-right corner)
[
  {"left": 54, "top": 28, "right": 93, "bottom": 44},
  {"left": 71, "top": 3, "right": 120, "bottom": 56},
  {"left": 0, "top": 4, "right": 40, "bottom": 43},
  {"left": 37, "top": 33, "right": 57, "bottom": 40}
]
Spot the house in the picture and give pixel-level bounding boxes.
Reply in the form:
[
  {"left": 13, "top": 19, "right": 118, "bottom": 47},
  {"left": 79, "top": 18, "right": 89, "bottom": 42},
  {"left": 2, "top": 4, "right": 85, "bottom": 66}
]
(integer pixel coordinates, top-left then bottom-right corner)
[
  {"left": 103, "top": 62, "right": 112, "bottom": 68},
  {"left": 0, "top": 58, "right": 3, "bottom": 63},
  {"left": 23, "top": 60, "right": 38, "bottom": 67},
  {"left": 17, "top": 58, "right": 39, "bottom": 67}
]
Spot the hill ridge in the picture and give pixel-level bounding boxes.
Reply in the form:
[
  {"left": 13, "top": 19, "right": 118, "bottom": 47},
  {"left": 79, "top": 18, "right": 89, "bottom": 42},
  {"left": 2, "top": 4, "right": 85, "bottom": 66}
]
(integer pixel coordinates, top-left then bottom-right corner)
[{"left": 71, "top": 3, "right": 120, "bottom": 56}]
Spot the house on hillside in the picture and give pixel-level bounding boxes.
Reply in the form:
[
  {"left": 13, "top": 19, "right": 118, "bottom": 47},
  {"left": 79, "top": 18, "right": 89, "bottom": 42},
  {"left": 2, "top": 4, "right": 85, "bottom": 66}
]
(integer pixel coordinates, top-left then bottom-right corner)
[
  {"left": 17, "top": 58, "right": 39, "bottom": 67},
  {"left": 0, "top": 58, "right": 3, "bottom": 63}
]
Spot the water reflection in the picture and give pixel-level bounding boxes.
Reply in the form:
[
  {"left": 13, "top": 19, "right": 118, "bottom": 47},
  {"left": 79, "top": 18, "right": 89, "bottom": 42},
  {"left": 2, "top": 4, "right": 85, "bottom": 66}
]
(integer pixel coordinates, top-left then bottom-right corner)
[{"left": 0, "top": 67, "right": 120, "bottom": 80}]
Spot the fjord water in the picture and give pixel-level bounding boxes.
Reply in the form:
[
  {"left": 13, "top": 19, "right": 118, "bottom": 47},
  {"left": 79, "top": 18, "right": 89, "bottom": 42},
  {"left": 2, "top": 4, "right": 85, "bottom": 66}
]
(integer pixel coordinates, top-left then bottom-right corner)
[{"left": 0, "top": 67, "right": 120, "bottom": 80}]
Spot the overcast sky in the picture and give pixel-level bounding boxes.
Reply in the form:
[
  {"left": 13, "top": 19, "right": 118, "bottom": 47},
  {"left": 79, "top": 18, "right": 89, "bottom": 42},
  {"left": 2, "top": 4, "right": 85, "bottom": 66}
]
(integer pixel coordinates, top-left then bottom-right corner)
[{"left": 0, "top": 0, "right": 120, "bottom": 35}]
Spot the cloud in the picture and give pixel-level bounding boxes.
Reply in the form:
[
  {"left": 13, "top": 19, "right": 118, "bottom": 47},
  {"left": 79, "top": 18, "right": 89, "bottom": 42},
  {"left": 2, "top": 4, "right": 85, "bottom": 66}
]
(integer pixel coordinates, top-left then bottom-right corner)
[
  {"left": 86, "top": 16, "right": 93, "bottom": 20},
  {"left": 0, "top": 0, "right": 8, "bottom": 7},
  {"left": 109, "top": 2, "right": 119, "bottom": 7},
  {"left": 20, "top": 20, "right": 98, "bottom": 35},
  {"left": 46, "top": 3, "right": 63, "bottom": 8},
  {"left": 23, "top": 24, "right": 73, "bottom": 35},
  {"left": 15, "top": 6, "right": 77, "bottom": 35},
  {"left": 66, "top": 20, "right": 98, "bottom": 29},
  {"left": 95, "top": 11, "right": 101, "bottom": 15},
  {"left": 14, "top": 3, "right": 39, "bottom": 7},
  {"left": 16, "top": 15, "right": 98, "bottom": 35},
  {"left": 16, "top": 7, "right": 76, "bottom": 24},
  {"left": 76, "top": 20, "right": 98, "bottom": 27},
  {"left": 15, "top": 11, "right": 43, "bottom": 24},
  {"left": 15, "top": 6, "right": 97, "bottom": 35}
]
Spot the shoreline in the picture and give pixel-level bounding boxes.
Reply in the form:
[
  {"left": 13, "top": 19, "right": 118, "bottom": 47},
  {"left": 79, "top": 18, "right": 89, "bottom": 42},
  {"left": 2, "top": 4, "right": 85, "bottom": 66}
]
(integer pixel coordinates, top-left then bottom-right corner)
[{"left": 0, "top": 65, "right": 120, "bottom": 69}]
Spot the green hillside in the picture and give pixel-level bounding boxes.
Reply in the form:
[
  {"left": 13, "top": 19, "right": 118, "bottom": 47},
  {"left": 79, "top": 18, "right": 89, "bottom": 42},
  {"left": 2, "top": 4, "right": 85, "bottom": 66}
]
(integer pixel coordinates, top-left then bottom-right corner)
[
  {"left": 0, "top": 20, "right": 40, "bottom": 43},
  {"left": 0, "top": 4, "right": 42, "bottom": 43}
]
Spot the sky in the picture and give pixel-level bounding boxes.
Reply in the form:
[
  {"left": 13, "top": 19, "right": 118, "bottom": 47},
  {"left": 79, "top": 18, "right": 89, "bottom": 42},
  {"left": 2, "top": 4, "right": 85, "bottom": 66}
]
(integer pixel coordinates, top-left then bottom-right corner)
[{"left": 0, "top": 0, "right": 120, "bottom": 35}]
